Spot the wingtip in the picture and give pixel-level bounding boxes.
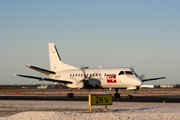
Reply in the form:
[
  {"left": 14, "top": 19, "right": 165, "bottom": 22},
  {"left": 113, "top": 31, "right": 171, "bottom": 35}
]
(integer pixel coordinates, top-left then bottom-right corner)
[
  {"left": 26, "top": 65, "right": 31, "bottom": 67},
  {"left": 13, "top": 74, "right": 17, "bottom": 76}
]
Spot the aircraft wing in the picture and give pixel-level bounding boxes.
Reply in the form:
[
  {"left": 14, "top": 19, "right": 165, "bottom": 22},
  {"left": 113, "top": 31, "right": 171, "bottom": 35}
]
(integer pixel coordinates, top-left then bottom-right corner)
[
  {"left": 142, "top": 77, "right": 166, "bottom": 82},
  {"left": 26, "top": 65, "right": 56, "bottom": 75},
  {"left": 14, "top": 74, "right": 72, "bottom": 84}
]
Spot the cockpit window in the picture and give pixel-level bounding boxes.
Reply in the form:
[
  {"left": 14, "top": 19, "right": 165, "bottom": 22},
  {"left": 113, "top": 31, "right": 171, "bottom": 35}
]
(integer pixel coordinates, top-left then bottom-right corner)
[
  {"left": 125, "top": 71, "right": 133, "bottom": 75},
  {"left": 118, "top": 71, "right": 124, "bottom": 75}
]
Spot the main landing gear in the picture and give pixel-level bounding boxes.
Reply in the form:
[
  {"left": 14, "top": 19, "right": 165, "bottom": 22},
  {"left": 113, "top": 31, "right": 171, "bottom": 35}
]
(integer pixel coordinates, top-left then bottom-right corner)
[
  {"left": 128, "top": 94, "right": 133, "bottom": 99},
  {"left": 128, "top": 90, "right": 133, "bottom": 99},
  {"left": 67, "top": 93, "right": 74, "bottom": 98},
  {"left": 67, "top": 88, "right": 74, "bottom": 98},
  {"left": 114, "top": 88, "right": 120, "bottom": 98}
]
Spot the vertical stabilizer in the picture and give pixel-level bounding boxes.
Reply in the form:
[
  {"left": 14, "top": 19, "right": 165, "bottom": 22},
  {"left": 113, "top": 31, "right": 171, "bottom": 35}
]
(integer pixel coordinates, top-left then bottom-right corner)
[{"left": 49, "top": 43, "right": 78, "bottom": 72}]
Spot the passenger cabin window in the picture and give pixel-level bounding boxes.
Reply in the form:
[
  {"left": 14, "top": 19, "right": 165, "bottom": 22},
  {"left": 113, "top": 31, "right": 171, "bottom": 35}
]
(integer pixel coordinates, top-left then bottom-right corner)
[
  {"left": 118, "top": 71, "right": 124, "bottom": 75},
  {"left": 125, "top": 71, "right": 133, "bottom": 75}
]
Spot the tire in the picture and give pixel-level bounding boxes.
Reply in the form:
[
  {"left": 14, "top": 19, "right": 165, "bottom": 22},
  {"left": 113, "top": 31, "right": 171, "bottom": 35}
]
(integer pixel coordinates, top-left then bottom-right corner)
[{"left": 114, "top": 93, "right": 120, "bottom": 98}]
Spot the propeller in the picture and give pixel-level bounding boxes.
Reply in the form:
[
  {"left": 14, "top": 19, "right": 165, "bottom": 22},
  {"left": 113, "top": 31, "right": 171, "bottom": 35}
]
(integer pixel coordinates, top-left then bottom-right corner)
[
  {"left": 79, "top": 66, "right": 90, "bottom": 86},
  {"left": 130, "top": 66, "right": 145, "bottom": 80},
  {"left": 139, "top": 74, "right": 145, "bottom": 80},
  {"left": 80, "top": 66, "right": 101, "bottom": 88},
  {"left": 130, "top": 66, "right": 134, "bottom": 70},
  {"left": 80, "top": 66, "right": 89, "bottom": 80}
]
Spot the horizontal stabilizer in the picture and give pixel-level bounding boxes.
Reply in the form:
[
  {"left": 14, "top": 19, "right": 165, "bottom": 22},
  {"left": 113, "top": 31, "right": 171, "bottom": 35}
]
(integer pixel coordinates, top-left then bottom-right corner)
[
  {"left": 26, "top": 65, "right": 56, "bottom": 75},
  {"left": 14, "top": 74, "right": 72, "bottom": 84},
  {"left": 142, "top": 77, "right": 166, "bottom": 82}
]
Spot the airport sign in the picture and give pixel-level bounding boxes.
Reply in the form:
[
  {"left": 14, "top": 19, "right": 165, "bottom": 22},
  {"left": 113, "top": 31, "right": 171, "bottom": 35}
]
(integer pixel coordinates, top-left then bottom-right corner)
[{"left": 89, "top": 94, "right": 112, "bottom": 106}]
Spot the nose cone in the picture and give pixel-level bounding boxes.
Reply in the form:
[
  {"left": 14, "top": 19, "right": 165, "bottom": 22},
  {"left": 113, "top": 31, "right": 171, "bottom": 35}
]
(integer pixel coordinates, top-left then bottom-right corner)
[{"left": 135, "top": 78, "right": 142, "bottom": 86}]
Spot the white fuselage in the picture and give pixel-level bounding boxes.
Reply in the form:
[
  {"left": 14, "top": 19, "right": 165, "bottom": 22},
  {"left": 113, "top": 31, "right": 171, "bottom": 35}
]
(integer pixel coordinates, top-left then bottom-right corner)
[{"left": 49, "top": 68, "right": 142, "bottom": 89}]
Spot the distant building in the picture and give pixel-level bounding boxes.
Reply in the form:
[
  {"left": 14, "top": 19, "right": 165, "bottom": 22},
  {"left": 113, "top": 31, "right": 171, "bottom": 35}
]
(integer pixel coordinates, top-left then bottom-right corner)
[
  {"left": 141, "top": 85, "right": 154, "bottom": 88},
  {"left": 37, "top": 85, "right": 48, "bottom": 89},
  {"left": 160, "top": 85, "right": 175, "bottom": 88},
  {"left": 37, "top": 85, "right": 56, "bottom": 89}
]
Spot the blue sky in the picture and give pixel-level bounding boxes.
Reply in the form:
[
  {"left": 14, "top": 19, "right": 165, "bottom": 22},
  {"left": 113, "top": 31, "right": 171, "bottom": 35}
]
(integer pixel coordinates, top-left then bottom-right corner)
[{"left": 0, "top": 0, "right": 180, "bottom": 85}]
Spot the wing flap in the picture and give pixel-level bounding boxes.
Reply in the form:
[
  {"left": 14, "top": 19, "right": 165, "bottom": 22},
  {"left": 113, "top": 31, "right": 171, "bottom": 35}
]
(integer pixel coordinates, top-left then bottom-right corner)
[
  {"left": 142, "top": 77, "right": 166, "bottom": 82},
  {"left": 14, "top": 74, "right": 72, "bottom": 84},
  {"left": 26, "top": 65, "right": 56, "bottom": 75}
]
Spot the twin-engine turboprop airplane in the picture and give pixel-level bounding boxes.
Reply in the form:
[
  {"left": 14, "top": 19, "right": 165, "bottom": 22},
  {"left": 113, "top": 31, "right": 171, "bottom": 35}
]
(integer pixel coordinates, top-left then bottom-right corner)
[{"left": 14, "top": 43, "right": 166, "bottom": 98}]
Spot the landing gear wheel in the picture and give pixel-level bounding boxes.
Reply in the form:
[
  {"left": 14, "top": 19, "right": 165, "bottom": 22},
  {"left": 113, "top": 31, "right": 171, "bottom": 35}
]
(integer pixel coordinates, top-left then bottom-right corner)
[
  {"left": 67, "top": 93, "right": 74, "bottom": 98},
  {"left": 114, "top": 93, "right": 120, "bottom": 98},
  {"left": 114, "top": 88, "right": 120, "bottom": 98},
  {"left": 128, "top": 95, "right": 133, "bottom": 99}
]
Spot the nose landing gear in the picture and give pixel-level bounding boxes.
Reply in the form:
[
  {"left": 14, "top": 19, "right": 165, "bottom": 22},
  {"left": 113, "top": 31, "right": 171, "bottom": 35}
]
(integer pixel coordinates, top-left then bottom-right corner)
[
  {"left": 114, "top": 88, "right": 134, "bottom": 99},
  {"left": 114, "top": 88, "right": 120, "bottom": 98}
]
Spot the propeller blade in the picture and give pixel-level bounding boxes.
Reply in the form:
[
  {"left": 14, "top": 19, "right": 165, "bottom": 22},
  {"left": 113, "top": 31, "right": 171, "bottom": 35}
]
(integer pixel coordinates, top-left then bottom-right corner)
[
  {"left": 130, "top": 66, "right": 134, "bottom": 70},
  {"left": 139, "top": 74, "right": 145, "bottom": 80}
]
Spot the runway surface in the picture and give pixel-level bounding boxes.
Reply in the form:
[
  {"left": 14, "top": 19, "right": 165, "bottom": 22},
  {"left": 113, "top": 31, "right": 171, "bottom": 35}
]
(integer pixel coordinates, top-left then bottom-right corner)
[
  {"left": 1, "top": 88, "right": 180, "bottom": 119},
  {"left": 0, "top": 95, "right": 180, "bottom": 103}
]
